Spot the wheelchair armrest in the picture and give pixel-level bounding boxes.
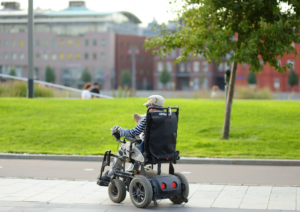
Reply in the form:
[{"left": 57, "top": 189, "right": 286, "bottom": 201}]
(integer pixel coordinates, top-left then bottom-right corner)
[{"left": 125, "top": 136, "right": 142, "bottom": 145}]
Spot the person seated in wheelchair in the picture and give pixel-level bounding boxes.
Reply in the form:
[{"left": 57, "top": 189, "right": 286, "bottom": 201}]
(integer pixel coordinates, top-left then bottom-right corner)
[{"left": 101, "top": 95, "right": 165, "bottom": 182}]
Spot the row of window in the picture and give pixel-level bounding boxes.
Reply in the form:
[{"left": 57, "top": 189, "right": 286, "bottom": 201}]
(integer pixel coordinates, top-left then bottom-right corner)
[
  {"left": 0, "top": 40, "right": 25, "bottom": 47},
  {"left": 35, "top": 53, "right": 106, "bottom": 61},
  {"left": 241, "top": 60, "right": 296, "bottom": 71},
  {"left": 157, "top": 61, "right": 209, "bottom": 73},
  {"left": 0, "top": 53, "right": 25, "bottom": 61},
  {"left": 0, "top": 39, "right": 106, "bottom": 47},
  {"left": 120, "top": 54, "right": 151, "bottom": 62},
  {"left": 120, "top": 42, "right": 144, "bottom": 50}
]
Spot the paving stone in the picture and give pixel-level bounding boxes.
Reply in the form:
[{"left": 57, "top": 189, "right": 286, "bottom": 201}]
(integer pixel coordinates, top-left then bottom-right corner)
[
  {"left": 25, "top": 192, "right": 64, "bottom": 202},
  {"left": 212, "top": 198, "right": 243, "bottom": 208},
  {"left": 271, "top": 187, "right": 296, "bottom": 194},
  {"left": 37, "top": 181, "right": 67, "bottom": 187},
  {"left": 190, "top": 191, "right": 220, "bottom": 199},
  {"left": 0, "top": 196, "right": 29, "bottom": 201},
  {"left": 245, "top": 186, "right": 272, "bottom": 194},
  {"left": 269, "top": 193, "right": 296, "bottom": 202},
  {"left": 223, "top": 186, "right": 248, "bottom": 192},
  {"left": 216, "top": 190, "right": 246, "bottom": 199},
  {"left": 0, "top": 179, "right": 23, "bottom": 186},
  {"left": 184, "top": 198, "right": 215, "bottom": 208},
  {"left": 268, "top": 201, "right": 296, "bottom": 210},
  {"left": 0, "top": 207, "right": 14, "bottom": 212},
  {"left": 197, "top": 185, "right": 225, "bottom": 192},
  {"left": 50, "top": 195, "right": 84, "bottom": 204},
  {"left": 239, "top": 202, "right": 268, "bottom": 210}
]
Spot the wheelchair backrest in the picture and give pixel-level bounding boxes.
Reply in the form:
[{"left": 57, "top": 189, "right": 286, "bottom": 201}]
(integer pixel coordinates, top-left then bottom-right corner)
[{"left": 144, "top": 107, "right": 179, "bottom": 162}]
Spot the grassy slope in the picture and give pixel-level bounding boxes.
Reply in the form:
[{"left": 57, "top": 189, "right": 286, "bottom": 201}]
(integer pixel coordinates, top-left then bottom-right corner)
[{"left": 0, "top": 98, "right": 299, "bottom": 159}]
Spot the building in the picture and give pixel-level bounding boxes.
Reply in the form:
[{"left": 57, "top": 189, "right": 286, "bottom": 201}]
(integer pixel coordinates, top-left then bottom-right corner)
[
  {"left": 236, "top": 43, "right": 300, "bottom": 92},
  {"left": 115, "top": 35, "right": 154, "bottom": 89},
  {"left": 0, "top": 1, "right": 143, "bottom": 89}
]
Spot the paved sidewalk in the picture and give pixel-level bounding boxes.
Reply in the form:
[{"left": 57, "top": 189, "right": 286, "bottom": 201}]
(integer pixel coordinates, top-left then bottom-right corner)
[{"left": 0, "top": 178, "right": 299, "bottom": 211}]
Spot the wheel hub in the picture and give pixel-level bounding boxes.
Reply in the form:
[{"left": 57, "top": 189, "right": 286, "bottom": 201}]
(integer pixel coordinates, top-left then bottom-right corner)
[{"left": 137, "top": 190, "right": 140, "bottom": 195}]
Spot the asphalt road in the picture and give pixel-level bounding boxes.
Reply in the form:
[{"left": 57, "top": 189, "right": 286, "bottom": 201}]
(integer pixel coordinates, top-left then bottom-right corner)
[{"left": 0, "top": 159, "right": 299, "bottom": 185}]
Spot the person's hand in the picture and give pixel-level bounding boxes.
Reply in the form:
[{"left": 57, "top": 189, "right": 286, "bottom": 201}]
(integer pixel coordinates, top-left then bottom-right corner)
[{"left": 111, "top": 126, "right": 121, "bottom": 139}]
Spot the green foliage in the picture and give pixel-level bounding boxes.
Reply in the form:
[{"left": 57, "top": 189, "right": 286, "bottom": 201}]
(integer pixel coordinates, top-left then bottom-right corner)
[
  {"left": 235, "top": 87, "right": 274, "bottom": 99},
  {"left": 45, "top": 66, "right": 56, "bottom": 83},
  {"left": 0, "top": 82, "right": 54, "bottom": 97},
  {"left": 288, "top": 70, "right": 299, "bottom": 88},
  {"left": 118, "top": 85, "right": 123, "bottom": 98},
  {"left": 9, "top": 69, "right": 16, "bottom": 76},
  {"left": 247, "top": 71, "right": 257, "bottom": 85},
  {"left": 159, "top": 67, "right": 172, "bottom": 85},
  {"left": 0, "top": 98, "right": 300, "bottom": 158},
  {"left": 120, "top": 70, "right": 132, "bottom": 87},
  {"left": 145, "top": 0, "right": 300, "bottom": 73},
  {"left": 81, "top": 68, "right": 91, "bottom": 83}
]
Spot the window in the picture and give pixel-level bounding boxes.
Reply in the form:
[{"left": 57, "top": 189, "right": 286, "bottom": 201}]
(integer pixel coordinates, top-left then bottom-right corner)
[
  {"left": 140, "top": 55, "right": 144, "bottom": 62},
  {"left": 68, "top": 53, "right": 73, "bottom": 60},
  {"left": 193, "top": 78, "right": 199, "bottom": 90},
  {"left": 202, "top": 78, "right": 208, "bottom": 89},
  {"left": 93, "top": 53, "right": 97, "bottom": 60},
  {"left": 20, "top": 53, "right": 24, "bottom": 60},
  {"left": 287, "top": 59, "right": 295, "bottom": 71},
  {"left": 20, "top": 40, "right": 24, "bottom": 47},
  {"left": 93, "top": 39, "right": 97, "bottom": 46},
  {"left": 4, "top": 41, "right": 9, "bottom": 47},
  {"left": 52, "top": 40, "right": 56, "bottom": 46},
  {"left": 140, "top": 69, "right": 144, "bottom": 74},
  {"left": 12, "top": 53, "right": 17, "bottom": 60},
  {"left": 101, "top": 53, "right": 105, "bottom": 60},
  {"left": 51, "top": 54, "right": 57, "bottom": 60},
  {"left": 101, "top": 39, "right": 106, "bottom": 46},
  {"left": 12, "top": 41, "right": 16, "bottom": 47},
  {"left": 127, "top": 42, "right": 130, "bottom": 49},
  {"left": 68, "top": 40, "right": 73, "bottom": 46},
  {"left": 76, "top": 40, "right": 80, "bottom": 46},
  {"left": 157, "top": 62, "right": 163, "bottom": 72},
  {"left": 60, "top": 53, "right": 65, "bottom": 60},
  {"left": 218, "top": 62, "right": 224, "bottom": 72},
  {"left": 34, "top": 68, "right": 39, "bottom": 80},
  {"left": 44, "top": 41, "right": 48, "bottom": 46},
  {"left": 193, "top": 61, "right": 200, "bottom": 72},
  {"left": 274, "top": 78, "right": 280, "bottom": 89},
  {"left": 202, "top": 61, "right": 208, "bottom": 72},
  {"left": 85, "top": 40, "right": 89, "bottom": 46},
  {"left": 179, "top": 62, "right": 185, "bottom": 72},
  {"left": 76, "top": 53, "right": 81, "bottom": 60},
  {"left": 166, "top": 61, "right": 172, "bottom": 72},
  {"left": 120, "top": 55, "right": 124, "bottom": 61},
  {"left": 60, "top": 40, "right": 64, "bottom": 46},
  {"left": 242, "top": 63, "right": 247, "bottom": 70},
  {"left": 36, "top": 53, "right": 40, "bottom": 60},
  {"left": 43, "top": 54, "right": 48, "bottom": 60},
  {"left": 187, "top": 62, "right": 190, "bottom": 72},
  {"left": 4, "top": 53, "right": 9, "bottom": 60},
  {"left": 291, "top": 42, "right": 295, "bottom": 48},
  {"left": 36, "top": 40, "right": 40, "bottom": 47},
  {"left": 171, "top": 49, "right": 176, "bottom": 57},
  {"left": 85, "top": 53, "right": 89, "bottom": 60},
  {"left": 127, "top": 55, "right": 131, "bottom": 61},
  {"left": 260, "top": 60, "right": 264, "bottom": 69}
]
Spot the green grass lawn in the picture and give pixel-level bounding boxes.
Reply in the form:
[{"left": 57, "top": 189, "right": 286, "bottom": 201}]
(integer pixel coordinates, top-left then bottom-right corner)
[{"left": 0, "top": 98, "right": 300, "bottom": 159}]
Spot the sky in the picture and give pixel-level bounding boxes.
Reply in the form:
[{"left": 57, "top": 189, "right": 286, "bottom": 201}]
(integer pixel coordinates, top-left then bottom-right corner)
[{"left": 0, "top": 0, "right": 179, "bottom": 26}]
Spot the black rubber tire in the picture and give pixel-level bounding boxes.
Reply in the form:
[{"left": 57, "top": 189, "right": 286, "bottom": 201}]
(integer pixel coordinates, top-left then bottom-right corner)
[
  {"left": 129, "top": 175, "right": 153, "bottom": 208},
  {"left": 170, "top": 172, "right": 189, "bottom": 204},
  {"left": 108, "top": 179, "right": 127, "bottom": 203}
]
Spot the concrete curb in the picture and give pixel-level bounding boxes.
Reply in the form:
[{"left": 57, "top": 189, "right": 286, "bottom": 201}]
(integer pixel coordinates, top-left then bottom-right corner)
[{"left": 0, "top": 153, "right": 300, "bottom": 166}]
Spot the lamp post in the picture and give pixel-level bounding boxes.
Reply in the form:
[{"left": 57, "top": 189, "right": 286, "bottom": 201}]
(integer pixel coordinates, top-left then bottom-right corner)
[
  {"left": 28, "top": 0, "right": 34, "bottom": 98},
  {"left": 128, "top": 47, "right": 139, "bottom": 91}
]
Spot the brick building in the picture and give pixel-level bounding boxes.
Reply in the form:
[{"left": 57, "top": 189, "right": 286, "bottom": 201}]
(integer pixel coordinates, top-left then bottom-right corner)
[
  {"left": 115, "top": 35, "right": 154, "bottom": 89},
  {"left": 236, "top": 43, "right": 300, "bottom": 92}
]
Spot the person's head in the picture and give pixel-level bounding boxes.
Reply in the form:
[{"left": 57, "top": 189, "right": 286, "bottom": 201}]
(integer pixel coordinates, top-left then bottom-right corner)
[
  {"left": 143, "top": 95, "right": 165, "bottom": 112},
  {"left": 83, "top": 82, "right": 91, "bottom": 91},
  {"left": 94, "top": 82, "right": 100, "bottom": 89}
]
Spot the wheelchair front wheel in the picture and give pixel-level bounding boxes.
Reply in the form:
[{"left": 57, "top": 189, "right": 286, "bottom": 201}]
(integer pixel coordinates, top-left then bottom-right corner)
[
  {"left": 108, "top": 179, "right": 126, "bottom": 203},
  {"left": 129, "top": 175, "right": 153, "bottom": 208}
]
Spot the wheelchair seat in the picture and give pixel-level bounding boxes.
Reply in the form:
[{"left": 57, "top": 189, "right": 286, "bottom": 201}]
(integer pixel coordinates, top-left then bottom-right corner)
[{"left": 143, "top": 106, "right": 180, "bottom": 167}]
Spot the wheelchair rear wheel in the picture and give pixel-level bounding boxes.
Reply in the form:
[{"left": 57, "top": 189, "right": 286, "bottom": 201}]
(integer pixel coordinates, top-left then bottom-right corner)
[
  {"left": 170, "top": 172, "right": 189, "bottom": 204},
  {"left": 108, "top": 179, "right": 126, "bottom": 203},
  {"left": 129, "top": 175, "right": 153, "bottom": 208}
]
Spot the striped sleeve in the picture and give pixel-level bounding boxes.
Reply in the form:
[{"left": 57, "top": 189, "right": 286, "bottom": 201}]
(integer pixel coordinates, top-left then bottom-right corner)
[{"left": 120, "top": 116, "right": 146, "bottom": 138}]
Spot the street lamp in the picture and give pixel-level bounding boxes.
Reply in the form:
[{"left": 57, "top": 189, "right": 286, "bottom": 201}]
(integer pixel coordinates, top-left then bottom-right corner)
[
  {"left": 128, "top": 46, "right": 139, "bottom": 91},
  {"left": 28, "top": 0, "right": 34, "bottom": 98}
]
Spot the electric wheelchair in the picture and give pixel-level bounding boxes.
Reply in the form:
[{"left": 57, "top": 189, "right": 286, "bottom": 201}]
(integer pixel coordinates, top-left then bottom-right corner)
[{"left": 97, "top": 106, "right": 189, "bottom": 208}]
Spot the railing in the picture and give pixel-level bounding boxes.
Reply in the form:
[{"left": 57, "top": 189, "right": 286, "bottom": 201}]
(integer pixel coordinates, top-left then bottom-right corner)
[{"left": 0, "top": 74, "right": 113, "bottom": 99}]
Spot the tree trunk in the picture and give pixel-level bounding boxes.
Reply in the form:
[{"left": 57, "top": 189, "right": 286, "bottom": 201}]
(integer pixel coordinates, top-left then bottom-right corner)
[{"left": 222, "top": 61, "right": 238, "bottom": 139}]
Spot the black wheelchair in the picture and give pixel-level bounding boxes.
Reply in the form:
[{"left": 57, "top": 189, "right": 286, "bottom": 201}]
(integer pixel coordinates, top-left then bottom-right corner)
[{"left": 97, "top": 106, "right": 189, "bottom": 208}]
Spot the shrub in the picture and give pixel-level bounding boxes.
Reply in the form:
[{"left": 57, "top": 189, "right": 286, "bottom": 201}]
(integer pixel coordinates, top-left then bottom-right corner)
[
  {"left": 235, "top": 86, "right": 275, "bottom": 99},
  {"left": 81, "top": 68, "right": 91, "bottom": 83},
  {"left": 45, "top": 66, "right": 56, "bottom": 83},
  {"left": 0, "top": 82, "right": 54, "bottom": 97}
]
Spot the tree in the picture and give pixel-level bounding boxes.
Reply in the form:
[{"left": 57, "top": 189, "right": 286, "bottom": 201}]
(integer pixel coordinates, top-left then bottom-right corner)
[
  {"left": 9, "top": 69, "right": 16, "bottom": 76},
  {"left": 247, "top": 71, "right": 257, "bottom": 86},
  {"left": 81, "top": 68, "right": 91, "bottom": 83},
  {"left": 45, "top": 66, "right": 56, "bottom": 83},
  {"left": 288, "top": 70, "right": 299, "bottom": 90},
  {"left": 120, "top": 70, "right": 131, "bottom": 87},
  {"left": 145, "top": 0, "right": 300, "bottom": 139},
  {"left": 159, "top": 67, "right": 171, "bottom": 90}
]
